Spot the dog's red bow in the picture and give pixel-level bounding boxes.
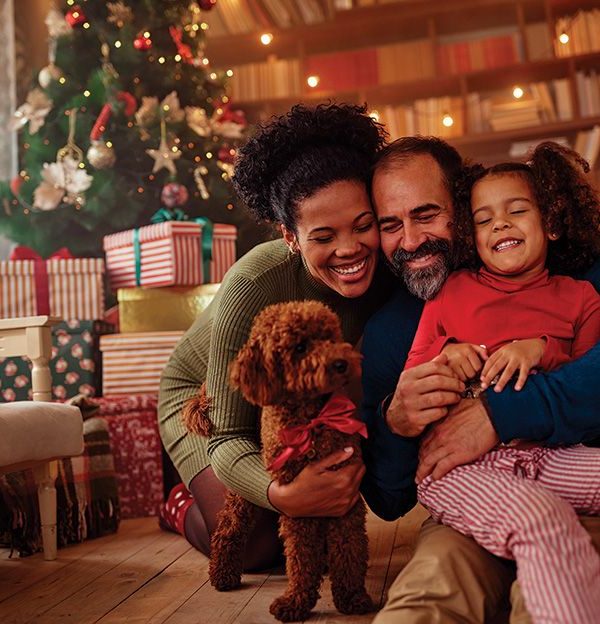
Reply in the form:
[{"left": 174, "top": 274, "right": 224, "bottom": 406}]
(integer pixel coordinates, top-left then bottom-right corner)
[{"left": 268, "top": 393, "right": 367, "bottom": 472}]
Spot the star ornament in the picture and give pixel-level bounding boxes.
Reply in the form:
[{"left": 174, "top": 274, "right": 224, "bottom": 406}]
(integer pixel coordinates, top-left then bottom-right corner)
[{"left": 146, "top": 138, "right": 181, "bottom": 176}]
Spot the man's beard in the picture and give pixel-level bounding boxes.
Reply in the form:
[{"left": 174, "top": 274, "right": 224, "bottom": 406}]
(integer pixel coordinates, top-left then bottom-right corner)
[{"left": 387, "top": 238, "right": 452, "bottom": 301}]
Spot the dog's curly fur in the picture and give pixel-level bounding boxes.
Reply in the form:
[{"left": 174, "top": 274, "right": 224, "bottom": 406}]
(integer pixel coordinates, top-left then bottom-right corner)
[{"left": 183, "top": 300, "right": 373, "bottom": 622}]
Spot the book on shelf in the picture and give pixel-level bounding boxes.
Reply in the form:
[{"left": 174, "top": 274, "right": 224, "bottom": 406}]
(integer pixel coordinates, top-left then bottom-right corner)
[
  {"left": 576, "top": 71, "right": 600, "bottom": 118},
  {"left": 554, "top": 9, "right": 600, "bottom": 57},
  {"left": 574, "top": 126, "right": 600, "bottom": 168}
]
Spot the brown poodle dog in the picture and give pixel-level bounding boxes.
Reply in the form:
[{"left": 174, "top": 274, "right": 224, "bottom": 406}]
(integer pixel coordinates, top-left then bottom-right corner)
[{"left": 183, "top": 300, "right": 373, "bottom": 622}]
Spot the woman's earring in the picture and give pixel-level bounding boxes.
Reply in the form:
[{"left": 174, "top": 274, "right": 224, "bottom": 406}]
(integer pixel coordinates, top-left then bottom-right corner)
[{"left": 549, "top": 232, "right": 559, "bottom": 241}]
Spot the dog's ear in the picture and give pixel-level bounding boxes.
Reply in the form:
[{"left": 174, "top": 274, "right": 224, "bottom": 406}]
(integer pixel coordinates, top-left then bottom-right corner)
[{"left": 230, "top": 340, "right": 283, "bottom": 406}]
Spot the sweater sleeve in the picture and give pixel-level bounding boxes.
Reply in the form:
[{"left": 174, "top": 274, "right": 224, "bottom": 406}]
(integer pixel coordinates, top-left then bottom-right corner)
[
  {"left": 360, "top": 292, "right": 423, "bottom": 521},
  {"left": 405, "top": 291, "right": 449, "bottom": 369},
  {"left": 571, "top": 281, "right": 600, "bottom": 359},
  {"left": 486, "top": 261, "right": 600, "bottom": 445},
  {"left": 205, "top": 274, "right": 275, "bottom": 510}
]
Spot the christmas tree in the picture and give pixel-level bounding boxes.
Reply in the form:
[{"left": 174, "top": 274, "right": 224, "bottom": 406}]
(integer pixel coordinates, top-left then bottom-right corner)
[{"left": 0, "top": 0, "right": 273, "bottom": 258}]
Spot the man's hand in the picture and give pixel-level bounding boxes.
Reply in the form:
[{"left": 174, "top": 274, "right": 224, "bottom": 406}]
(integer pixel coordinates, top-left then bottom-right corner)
[
  {"left": 415, "top": 398, "right": 499, "bottom": 483},
  {"left": 386, "top": 354, "right": 465, "bottom": 437},
  {"left": 480, "top": 338, "right": 545, "bottom": 392},
  {"left": 442, "top": 342, "right": 488, "bottom": 381}
]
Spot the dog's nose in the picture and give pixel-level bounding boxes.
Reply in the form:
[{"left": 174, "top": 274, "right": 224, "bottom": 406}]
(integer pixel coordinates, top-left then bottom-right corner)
[{"left": 331, "top": 359, "right": 348, "bottom": 374}]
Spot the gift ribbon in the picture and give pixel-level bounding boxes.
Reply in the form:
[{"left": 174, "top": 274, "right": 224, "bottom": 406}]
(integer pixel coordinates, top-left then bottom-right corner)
[
  {"left": 192, "top": 216, "right": 213, "bottom": 280},
  {"left": 9, "top": 245, "right": 74, "bottom": 315},
  {"left": 268, "top": 393, "right": 367, "bottom": 472}
]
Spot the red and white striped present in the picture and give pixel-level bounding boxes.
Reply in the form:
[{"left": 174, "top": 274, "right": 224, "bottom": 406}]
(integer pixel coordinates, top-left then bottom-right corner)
[
  {"left": 100, "top": 331, "right": 184, "bottom": 396},
  {"left": 103, "top": 221, "right": 237, "bottom": 291},
  {"left": 0, "top": 251, "right": 105, "bottom": 320}
]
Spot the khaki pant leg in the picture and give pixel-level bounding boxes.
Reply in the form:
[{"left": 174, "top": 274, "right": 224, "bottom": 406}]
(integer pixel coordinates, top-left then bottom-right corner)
[
  {"left": 508, "top": 516, "right": 600, "bottom": 624},
  {"left": 374, "top": 518, "right": 515, "bottom": 624}
]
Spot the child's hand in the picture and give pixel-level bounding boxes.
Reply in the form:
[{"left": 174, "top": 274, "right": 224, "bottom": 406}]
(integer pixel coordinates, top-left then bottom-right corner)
[
  {"left": 480, "top": 338, "right": 546, "bottom": 392},
  {"left": 442, "top": 343, "right": 488, "bottom": 381}
]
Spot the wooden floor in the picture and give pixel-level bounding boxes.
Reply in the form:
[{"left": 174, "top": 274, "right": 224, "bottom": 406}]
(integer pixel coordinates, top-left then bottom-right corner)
[{"left": 0, "top": 505, "right": 428, "bottom": 624}]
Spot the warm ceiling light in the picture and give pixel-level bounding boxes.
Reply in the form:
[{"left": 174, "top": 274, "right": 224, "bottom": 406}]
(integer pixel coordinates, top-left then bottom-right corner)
[
  {"left": 307, "top": 75, "right": 320, "bottom": 88},
  {"left": 442, "top": 114, "right": 454, "bottom": 128},
  {"left": 559, "top": 32, "right": 569, "bottom": 44},
  {"left": 369, "top": 110, "right": 380, "bottom": 122},
  {"left": 260, "top": 33, "right": 273, "bottom": 46},
  {"left": 512, "top": 86, "right": 524, "bottom": 99}
]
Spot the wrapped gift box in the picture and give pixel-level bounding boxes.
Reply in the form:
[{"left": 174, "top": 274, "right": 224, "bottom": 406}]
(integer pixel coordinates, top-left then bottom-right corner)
[
  {"left": 0, "top": 319, "right": 114, "bottom": 403},
  {"left": 92, "top": 395, "right": 163, "bottom": 518},
  {"left": 103, "top": 221, "right": 236, "bottom": 291},
  {"left": 118, "top": 283, "right": 220, "bottom": 333},
  {"left": 100, "top": 331, "right": 184, "bottom": 396},
  {"left": 0, "top": 253, "right": 105, "bottom": 319}
]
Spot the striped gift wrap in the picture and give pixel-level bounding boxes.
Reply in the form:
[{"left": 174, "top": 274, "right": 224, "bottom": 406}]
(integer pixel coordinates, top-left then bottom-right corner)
[
  {"left": 0, "top": 257, "right": 105, "bottom": 319},
  {"left": 99, "top": 331, "right": 184, "bottom": 396},
  {"left": 103, "top": 221, "right": 237, "bottom": 291}
]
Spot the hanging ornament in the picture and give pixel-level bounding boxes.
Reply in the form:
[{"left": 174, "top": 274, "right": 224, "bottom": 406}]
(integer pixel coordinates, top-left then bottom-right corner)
[
  {"left": 65, "top": 5, "right": 87, "bottom": 28},
  {"left": 186, "top": 107, "right": 211, "bottom": 137},
  {"left": 11, "top": 88, "right": 53, "bottom": 134},
  {"left": 33, "top": 109, "right": 93, "bottom": 211},
  {"left": 38, "top": 62, "right": 63, "bottom": 88},
  {"left": 198, "top": 0, "right": 217, "bottom": 10},
  {"left": 160, "top": 91, "right": 186, "bottom": 123},
  {"left": 134, "top": 31, "right": 153, "bottom": 51},
  {"left": 161, "top": 182, "right": 189, "bottom": 208},
  {"left": 193, "top": 165, "right": 210, "bottom": 200},
  {"left": 10, "top": 175, "right": 23, "bottom": 197},
  {"left": 211, "top": 104, "right": 247, "bottom": 139},
  {"left": 106, "top": 2, "right": 134, "bottom": 27},
  {"left": 217, "top": 145, "right": 236, "bottom": 164},
  {"left": 45, "top": 8, "right": 72, "bottom": 38},
  {"left": 146, "top": 120, "right": 181, "bottom": 176},
  {"left": 87, "top": 140, "right": 116, "bottom": 169}
]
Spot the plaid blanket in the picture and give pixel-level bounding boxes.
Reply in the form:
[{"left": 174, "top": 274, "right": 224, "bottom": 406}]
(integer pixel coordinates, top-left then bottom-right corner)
[{"left": 0, "top": 415, "right": 120, "bottom": 557}]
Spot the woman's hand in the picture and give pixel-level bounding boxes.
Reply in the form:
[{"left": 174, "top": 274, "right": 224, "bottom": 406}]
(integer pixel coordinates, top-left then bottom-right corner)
[
  {"left": 442, "top": 343, "right": 488, "bottom": 381},
  {"left": 480, "top": 338, "right": 545, "bottom": 392},
  {"left": 267, "top": 447, "right": 365, "bottom": 518}
]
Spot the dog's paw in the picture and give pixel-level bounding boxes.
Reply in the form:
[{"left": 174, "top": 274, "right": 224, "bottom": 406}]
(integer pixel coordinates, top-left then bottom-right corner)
[
  {"left": 269, "top": 595, "right": 313, "bottom": 622},
  {"left": 209, "top": 564, "right": 242, "bottom": 592},
  {"left": 333, "top": 589, "right": 374, "bottom": 615}
]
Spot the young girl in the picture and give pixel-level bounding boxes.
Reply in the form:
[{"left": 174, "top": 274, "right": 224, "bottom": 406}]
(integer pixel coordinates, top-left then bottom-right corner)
[{"left": 407, "top": 141, "right": 600, "bottom": 624}]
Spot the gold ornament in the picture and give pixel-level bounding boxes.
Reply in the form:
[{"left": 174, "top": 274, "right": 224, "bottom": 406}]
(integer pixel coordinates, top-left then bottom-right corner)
[
  {"left": 38, "top": 63, "right": 62, "bottom": 88},
  {"left": 146, "top": 120, "right": 181, "bottom": 176},
  {"left": 87, "top": 140, "right": 116, "bottom": 169}
]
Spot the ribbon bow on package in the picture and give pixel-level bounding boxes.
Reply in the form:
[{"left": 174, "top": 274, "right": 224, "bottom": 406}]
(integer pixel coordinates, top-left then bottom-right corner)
[{"left": 268, "top": 393, "right": 367, "bottom": 471}]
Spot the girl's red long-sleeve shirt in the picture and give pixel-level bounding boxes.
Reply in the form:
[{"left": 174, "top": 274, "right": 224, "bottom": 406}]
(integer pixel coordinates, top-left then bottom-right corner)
[{"left": 406, "top": 267, "right": 600, "bottom": 371}]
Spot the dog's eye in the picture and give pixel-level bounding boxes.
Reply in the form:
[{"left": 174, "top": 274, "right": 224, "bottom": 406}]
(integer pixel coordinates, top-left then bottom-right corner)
[{"left": 294, "top": 341, "right": 307, "bottom": 355}]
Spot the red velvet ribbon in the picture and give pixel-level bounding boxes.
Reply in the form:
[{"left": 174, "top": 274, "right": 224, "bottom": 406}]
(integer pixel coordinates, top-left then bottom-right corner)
[
  {"left": 169, "top": 26, "right": 194, "bottom": 64},
  {"left": 9, "top": 246, "right": 74, "bottom": 314},
  {"left": 268, "top": 393, "right": 367, "bottom": 472}
]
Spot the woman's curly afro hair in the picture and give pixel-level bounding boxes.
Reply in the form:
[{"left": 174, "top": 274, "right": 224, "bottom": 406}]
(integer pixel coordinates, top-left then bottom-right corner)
[
  {"left": 231, "top": 103, "right": 387, "bottom": 231},
  {"left": 453, "top": 141, "right": 600, "bottom": 276}
]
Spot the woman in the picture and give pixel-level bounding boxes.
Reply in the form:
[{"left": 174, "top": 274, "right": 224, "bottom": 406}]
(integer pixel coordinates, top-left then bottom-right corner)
[{"left": 158, "top": 103, "right": 392, "bottom": 569}]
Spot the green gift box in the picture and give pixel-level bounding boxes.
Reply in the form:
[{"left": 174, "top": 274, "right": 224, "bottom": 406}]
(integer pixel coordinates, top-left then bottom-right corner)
[{"left": 0, "top": 319, "right": 114, "bottom": 402}]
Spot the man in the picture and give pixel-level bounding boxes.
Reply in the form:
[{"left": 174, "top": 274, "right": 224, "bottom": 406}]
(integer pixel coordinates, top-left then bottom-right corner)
[{"left": 361, "top": 135, "right": 600, "bottom": 623}]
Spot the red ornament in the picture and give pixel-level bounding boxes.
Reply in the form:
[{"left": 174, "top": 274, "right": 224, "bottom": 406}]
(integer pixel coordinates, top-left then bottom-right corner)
[
  {"left": 217, "top": 104, "right": 247, "bottom": 127},
  {"left": 10, "top": 175, "right": 23, "bottom": 197},
  {"left": 161, "top": 183, "right": 189, "bottom": 208},
  {"left": 134, "top": 33, "right": 153, "bottom": 51},
  {"left": 217, "top": 146, "right": 236, "bottom": 164},
  {"left": 65, "top": 5, "right": 86, "bottom": 27},
  {"left": 198, "top": 0, "right": 217, "bottom": 10}
]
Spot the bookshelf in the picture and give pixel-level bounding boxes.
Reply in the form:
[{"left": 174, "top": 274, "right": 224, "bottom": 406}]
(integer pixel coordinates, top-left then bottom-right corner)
[{"left": 205, "top": 0, "right": 600, "bottom": 166}]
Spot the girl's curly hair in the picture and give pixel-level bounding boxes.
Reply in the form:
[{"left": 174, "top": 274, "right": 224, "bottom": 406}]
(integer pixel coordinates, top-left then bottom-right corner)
[
  {"left": 231, "top": 103, "right": 387, "bottom": 231},
  {"left": 453, "top": 141, "right": 600, "bottom": 276}
]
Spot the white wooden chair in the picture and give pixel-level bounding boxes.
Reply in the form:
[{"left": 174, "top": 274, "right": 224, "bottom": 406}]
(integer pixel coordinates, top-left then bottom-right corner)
[{"left": 0, "top": 316, "right": 84, "bottom": 560}]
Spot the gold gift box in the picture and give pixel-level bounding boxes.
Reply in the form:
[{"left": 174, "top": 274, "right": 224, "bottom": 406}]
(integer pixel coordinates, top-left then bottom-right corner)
[{"left": 118, "top": 284, "right": 220, "bottom": 333}]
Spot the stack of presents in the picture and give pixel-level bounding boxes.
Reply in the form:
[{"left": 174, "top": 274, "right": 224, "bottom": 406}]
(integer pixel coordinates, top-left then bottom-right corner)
[{"left": 0, "top": 216, "right": 236, "bottom": 555}]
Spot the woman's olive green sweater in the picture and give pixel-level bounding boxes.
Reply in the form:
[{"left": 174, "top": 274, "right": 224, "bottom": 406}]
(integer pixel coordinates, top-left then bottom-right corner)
[{"left": 158, "top": 238, "right": 391, "bottom": 511}]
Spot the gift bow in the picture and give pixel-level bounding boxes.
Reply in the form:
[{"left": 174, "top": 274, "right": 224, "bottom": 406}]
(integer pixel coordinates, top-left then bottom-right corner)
[
  {"left": 150, "top": 207, "right": 189, "bottom": 223},
  {"left": 9, "top": 245, "right": 75, "bottom": 314},
  {"left": 268, "top": 393, "right": 367, "bottom": 472}
]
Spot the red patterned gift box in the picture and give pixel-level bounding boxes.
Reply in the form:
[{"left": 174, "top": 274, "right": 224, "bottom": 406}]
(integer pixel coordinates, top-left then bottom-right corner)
[
  {"left": 0, "top": 247, "right": 105, "bottom": 320},
  {"left": 103, "top": 220, "right": 236, "bottom": 291},
  {"left": 100, "top": 331, "right": 184, "bottom": 396},
  {"left": 93, "top": 395, "right": 163, "bottom": 519}
]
